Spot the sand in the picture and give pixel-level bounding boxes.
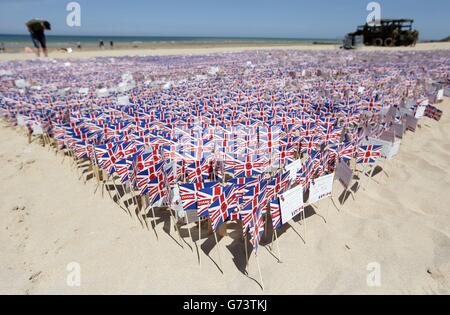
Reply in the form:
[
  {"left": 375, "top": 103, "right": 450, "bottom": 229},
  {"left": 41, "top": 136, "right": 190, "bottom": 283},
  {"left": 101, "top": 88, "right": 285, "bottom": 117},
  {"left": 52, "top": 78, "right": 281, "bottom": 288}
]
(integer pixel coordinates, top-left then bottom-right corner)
[
  {"left": 1, "top": 43, "right": 450, "bottom": 295},
  {"left": 0, "top": 42, "right": 449, "bottom": 61}
]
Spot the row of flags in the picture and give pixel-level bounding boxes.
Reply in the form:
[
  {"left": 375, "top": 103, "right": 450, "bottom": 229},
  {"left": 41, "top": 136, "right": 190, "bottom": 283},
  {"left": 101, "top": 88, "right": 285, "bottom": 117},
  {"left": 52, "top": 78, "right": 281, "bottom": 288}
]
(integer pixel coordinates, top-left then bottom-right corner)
[{"left": 0, "top": 50, "right": 446, "bottom": 252}]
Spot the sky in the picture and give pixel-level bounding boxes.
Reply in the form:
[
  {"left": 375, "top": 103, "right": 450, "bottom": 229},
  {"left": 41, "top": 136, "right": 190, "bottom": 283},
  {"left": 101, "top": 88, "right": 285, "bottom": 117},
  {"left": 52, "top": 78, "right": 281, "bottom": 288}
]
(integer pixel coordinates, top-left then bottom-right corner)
[{"left": 0, "top": 0, "right": 449, "bottom": 40}]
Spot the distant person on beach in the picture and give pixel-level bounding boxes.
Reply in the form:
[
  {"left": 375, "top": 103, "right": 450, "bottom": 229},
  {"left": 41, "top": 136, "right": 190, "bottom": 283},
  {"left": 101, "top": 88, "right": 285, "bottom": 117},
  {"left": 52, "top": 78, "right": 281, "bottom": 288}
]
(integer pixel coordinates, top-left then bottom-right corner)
[
  {"left": 77, "top": 41, "right": 82, "bottom": 50},
  {"left": 0, "top": 42, "right": 5, "bottom": 53},
  {"left": 99, "top": 40, "right": 104, "bottom": 48},
  {"left": 26, "top": 18, "right": 51, "bottom": 57},
  {"left": 110, "top": 40, "right": 114, "bottom": 49}
]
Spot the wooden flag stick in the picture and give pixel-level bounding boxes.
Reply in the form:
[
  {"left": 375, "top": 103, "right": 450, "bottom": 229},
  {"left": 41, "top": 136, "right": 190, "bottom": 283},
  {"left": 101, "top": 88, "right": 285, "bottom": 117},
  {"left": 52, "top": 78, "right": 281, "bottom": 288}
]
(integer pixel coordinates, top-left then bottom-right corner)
[
  {"left": 110, "top": 176, "right": 123, "bottom": 203},
  {"left": 302, "top": 211, "right": 307, "bottom": 244},
  {"left": 109, "top": 175, "right": 132, "bottom": 216},
  {"left": 149, "top": 206, "right": 159, "bottom": 240},
  {"left": 130, "top": 189, "right": 145, "bottom": 227},
  {"left": 255, "top": 252, "right": 265, "bottom": 291},
  {"left": 69, "top": 150, "right": 76, "bottom": 168},
  {"left": 213, "top": 231, "right": 224, "bottom": 274},
  {"left": 140, "top": 196, "right": 149, "bottom": 230},
  {"left": 356, "top": 164, "right": 366, "bottom": 193},
  {"left": 326, "top": 197, "right": 331, "bottom": 222},
  {"left": 380, "top": 160, "right": 389, "bottom": 179},
  {"left": 368, "top": 161, "right": 380, "bottom": 184},
  {"left": 243, "top": 233, "right": 249, "bottom": 272},
  {"left": 105, "top": 174, "right": 115, "bottom": 200},
  {"left": 184, "top": 212, "right": 195, "bottom": 253},
  {"left": 100, "top": 169, "right": 106, "bottom": 199},
  {"left": 264, "top": 212, "right": 269, "bottom": 239},
  {"left": 222, "top": 160, "right": 225, "bottom": 184},
  {"left": 169, "top": 208, "right": 184, "bottom": 249},
  {"left": 362, "top": 164, "right": 371, "bottom": 189},
  {"left": 270, "top": 230, "right": 275, "bottom": 250},
  {"left": 197, "top": 218, "right": 202, "bottom": 266},
  {"left": 274, "top": 229, "right": 282, "bottom": 263},
  {"left": 74, "top": 157, "right": 81, "bottom": 178},
  {"left": 93, "top": 166, "right": 100, "bottom": 193}
]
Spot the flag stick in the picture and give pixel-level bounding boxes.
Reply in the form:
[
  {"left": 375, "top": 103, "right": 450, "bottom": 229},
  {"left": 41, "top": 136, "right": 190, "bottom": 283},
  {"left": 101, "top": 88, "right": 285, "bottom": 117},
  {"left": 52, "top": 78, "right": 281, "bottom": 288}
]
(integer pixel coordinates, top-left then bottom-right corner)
[
  {"left": 356, "top": 164, "right": 366, "bottom": 193},
  {"left": 302, "top": 210, "right": 307, "bottom": 244},
  {"left": 326, "top": 197, "right": 331, "bottom": 222},
  {"left": 198, "top": 218, "right": 202, "bottom": 266},
  {"left": 105, "top": 174, "right": 115, "bottom": 200},
  {"left": 69, "top": 149, "right": 78, "bottom": 169},
  {"left": 270, "top": 230, "right": 275, "bottom": 250},
  {"left": 243, "top": 233, "right": 249, "bottom": 271},
  {"left": 222, "top": 160, "right": 225, "bottom": 184},
  {"left": 255, "top": 252, "right": 265, "bottom": 291},
  {"left": 109, "top": 174, "right": 132, "bottom": 216},
  {"left": 111, "top": 176, "right": 123, "bottom": 203},
  {"left": 169, "top": 208, "right": 184, "bottom": 249},
  {"left": 368, "top": 161, "right": 380, "bottom": 184},
  {"left": 362, "top": 164, "right": 371, "bottom": 189},
  {"left": 129, "top": 189, "right": 144, "bottom": 227},
  {"left": 213, "top": 231, "right": 224, "bottom": 274},
  {"left": 184, "top": 212, "right": 194, "bottom": 253},
  {"left": 69, "top": 149, "right": 76, "bottom": 168},
  {"left": 149, "top": 206, "right": 159, "bottom": 239},
  {"left": 140, "top": 195, "right": 150, "bottom": 230},
  {"left": 61, "top": 149, "right": 66, "bottom": 164},
  {"left": 264, "top": 212, "right": 269, "bottom": 239},
  {"left": 74, "top": 157, "right": 81, "bottom": 177},
  {"left": 100, "top": 169, "right": 105, "bottom": 199},
  {"left": 274, "top": 229, "right": 282, "bottom": 263},
  {"left": 380, "top": 160, "right": 389, "bottom": 179},
  {"left": 93, "top": 166, "right": 100, "bottom": 193}
]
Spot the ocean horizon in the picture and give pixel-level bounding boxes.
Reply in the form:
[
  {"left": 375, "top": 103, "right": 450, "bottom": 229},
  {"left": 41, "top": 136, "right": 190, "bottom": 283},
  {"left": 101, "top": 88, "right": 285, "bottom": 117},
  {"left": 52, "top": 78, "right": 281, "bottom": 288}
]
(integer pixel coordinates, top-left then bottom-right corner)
[{"left": 0, "top": 34, "right": 340, "bottom": 49}]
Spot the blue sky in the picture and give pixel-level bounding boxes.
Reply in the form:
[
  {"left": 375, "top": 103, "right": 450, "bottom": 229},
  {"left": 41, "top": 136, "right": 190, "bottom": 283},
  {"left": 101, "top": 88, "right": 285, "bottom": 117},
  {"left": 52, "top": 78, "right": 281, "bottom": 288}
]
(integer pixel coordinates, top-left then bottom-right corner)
[{"left": 0, "top": 0, "right": 449, "bottom": 39}]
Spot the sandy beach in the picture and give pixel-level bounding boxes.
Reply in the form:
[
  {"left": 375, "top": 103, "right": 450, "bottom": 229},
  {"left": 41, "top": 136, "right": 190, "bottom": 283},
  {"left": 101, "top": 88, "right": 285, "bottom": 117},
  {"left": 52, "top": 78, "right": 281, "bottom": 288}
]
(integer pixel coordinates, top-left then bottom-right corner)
[
  {"left": 0, "top": 42, "right": 449, "bottom": 61},
  {"left": 0, "top": 43, "right": 449, "bottom": 295},
  {"left": 1, "top": 97, "right": 449, "bottom": 294}
]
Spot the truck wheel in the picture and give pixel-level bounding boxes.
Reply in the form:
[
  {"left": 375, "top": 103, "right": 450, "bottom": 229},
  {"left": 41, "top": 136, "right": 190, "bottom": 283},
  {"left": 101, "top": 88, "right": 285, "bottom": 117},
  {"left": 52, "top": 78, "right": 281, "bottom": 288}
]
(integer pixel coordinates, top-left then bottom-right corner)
[
  {"left": 373, "top": 38, "right": 383, "bottom": 46},
  {"left": 384, "top": 38, "right": 395, "bottom": 47}
]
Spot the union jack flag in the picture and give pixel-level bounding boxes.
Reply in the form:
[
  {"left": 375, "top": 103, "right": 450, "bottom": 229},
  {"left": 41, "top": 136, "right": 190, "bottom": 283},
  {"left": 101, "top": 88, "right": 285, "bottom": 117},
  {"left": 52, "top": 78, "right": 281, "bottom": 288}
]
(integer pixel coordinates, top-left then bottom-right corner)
[
  {"left": 266, "top": 170, "right": 290, "bottom": 202},
  {"left": 196, "top": 182, "right": 222, "bottom": 218},
  {"left": 301, "top": 136, "right": 320, "bottom": 155},
  {"left": 249, "top": 207, "right": 265, "bottom": 251},
  {"left": 186, "top": 160, "right": 204, "bottom": 183},
  {"left": 115, "top": 156, "right": 132, "bottom": 184},
  {"left": 147, "top": 169, "right": 167, "bottom": 206},
  {"left": 269, "top": 198, "right": 282, "bottom": 230},
  {"left": 339, "top": 141, "right": 356, "bottom": 161},
  {"left": 234, "top": 154, "right": 265, "bottom": 178},
  {"left": 356, "top": 145, "right": 383, "bottom": 164},
  {"left": 178, "top": 183, "right": 198, "bottom": 211},
  {"left": 208, "top": 184, "right": 236, "bottom": 231}
]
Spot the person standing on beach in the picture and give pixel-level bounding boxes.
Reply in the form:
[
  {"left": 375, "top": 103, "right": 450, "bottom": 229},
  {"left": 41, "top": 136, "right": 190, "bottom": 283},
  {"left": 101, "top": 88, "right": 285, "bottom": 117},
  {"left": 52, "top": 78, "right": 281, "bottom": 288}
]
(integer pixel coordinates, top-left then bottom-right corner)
[
  {"left": 110, "top": 40, "right": 114, "bottom": 49},
  {"left": 99, "top": 40, "right": 104, "bottom": 48},
  {"left": 26, "top": 19, "right": 51, "bottom": 57}
]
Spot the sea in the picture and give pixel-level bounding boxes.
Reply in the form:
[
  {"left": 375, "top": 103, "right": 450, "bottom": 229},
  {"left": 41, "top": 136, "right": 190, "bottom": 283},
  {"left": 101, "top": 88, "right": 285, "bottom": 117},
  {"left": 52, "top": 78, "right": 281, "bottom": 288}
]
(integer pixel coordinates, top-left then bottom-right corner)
[{"left": 0, "top": 34, "right": 339, "bottom": 50}]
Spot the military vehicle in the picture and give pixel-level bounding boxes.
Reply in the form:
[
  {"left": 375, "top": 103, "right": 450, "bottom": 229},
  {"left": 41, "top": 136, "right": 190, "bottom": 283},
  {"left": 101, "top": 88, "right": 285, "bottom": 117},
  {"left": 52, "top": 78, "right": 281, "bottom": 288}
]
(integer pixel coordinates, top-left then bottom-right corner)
[{"left": 345, "top": 19, "right": 419, "bottom": 48}]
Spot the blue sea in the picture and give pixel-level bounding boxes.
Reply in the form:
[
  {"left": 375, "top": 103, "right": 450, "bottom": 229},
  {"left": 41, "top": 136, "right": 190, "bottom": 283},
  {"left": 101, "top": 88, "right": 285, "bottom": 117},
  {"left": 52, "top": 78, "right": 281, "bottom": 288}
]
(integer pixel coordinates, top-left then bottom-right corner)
[{"left": 0, "top": 34, "right": 339, "bottom": 50}]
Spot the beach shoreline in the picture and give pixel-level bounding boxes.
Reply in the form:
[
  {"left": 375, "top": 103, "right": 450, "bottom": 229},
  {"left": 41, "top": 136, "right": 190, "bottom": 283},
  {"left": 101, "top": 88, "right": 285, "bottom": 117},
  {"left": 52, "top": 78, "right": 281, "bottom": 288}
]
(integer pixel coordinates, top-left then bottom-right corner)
[
  {"left": 0, "top": 43, "right": 449, "bottom": 295},
  {"left": 0, "top": 42, "right": 449, "bottom": 61}
]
